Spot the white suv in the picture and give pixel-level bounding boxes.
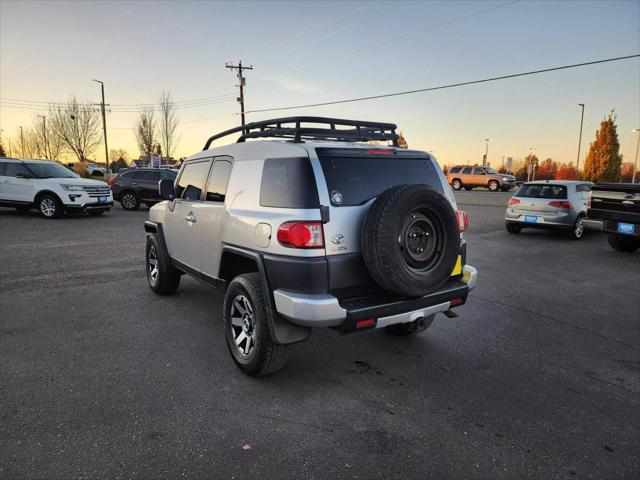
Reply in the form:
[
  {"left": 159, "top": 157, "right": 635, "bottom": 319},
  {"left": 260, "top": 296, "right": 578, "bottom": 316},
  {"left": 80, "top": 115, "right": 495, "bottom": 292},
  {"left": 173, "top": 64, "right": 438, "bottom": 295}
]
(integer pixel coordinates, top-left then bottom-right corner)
[
  {"left": 145, "top": 117, "right": 478, "bottom": 376},
  {"left": 0, "top": 158, "right": 113, "bottom": 219}
]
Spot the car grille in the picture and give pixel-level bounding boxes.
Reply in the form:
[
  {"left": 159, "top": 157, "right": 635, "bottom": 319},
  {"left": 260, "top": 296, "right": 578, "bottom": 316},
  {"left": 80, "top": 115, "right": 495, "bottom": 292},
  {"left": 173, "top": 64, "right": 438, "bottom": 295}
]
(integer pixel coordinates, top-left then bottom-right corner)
[{"left": 82, "top": 185, "right": 111, "bottom": 197}]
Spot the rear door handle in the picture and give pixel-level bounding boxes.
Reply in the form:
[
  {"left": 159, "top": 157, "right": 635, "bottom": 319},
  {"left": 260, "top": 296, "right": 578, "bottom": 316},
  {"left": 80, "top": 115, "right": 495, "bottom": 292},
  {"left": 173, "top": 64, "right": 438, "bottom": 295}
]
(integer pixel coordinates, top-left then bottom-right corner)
[{"left": 185, "top": 213, "right": 196, "bottom": 223}]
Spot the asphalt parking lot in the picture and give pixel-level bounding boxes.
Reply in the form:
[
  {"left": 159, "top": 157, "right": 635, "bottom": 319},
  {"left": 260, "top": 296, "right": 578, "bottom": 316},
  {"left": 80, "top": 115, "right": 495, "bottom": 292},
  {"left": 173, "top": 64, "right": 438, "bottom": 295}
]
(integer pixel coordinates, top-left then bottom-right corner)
[{"left": 1, "top": 191, "right": 638, "bottom": 479}]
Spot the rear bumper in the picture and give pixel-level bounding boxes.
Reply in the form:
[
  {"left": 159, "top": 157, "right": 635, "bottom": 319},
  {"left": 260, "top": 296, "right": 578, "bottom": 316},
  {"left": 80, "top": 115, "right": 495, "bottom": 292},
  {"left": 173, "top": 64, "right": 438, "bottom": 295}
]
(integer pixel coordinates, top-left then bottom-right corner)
[
  {"left": 505, "top": 211, "right": 575, "bottom": 229},
  {"left": 273, "top": 264, "right": 478, "bottom": 331}
]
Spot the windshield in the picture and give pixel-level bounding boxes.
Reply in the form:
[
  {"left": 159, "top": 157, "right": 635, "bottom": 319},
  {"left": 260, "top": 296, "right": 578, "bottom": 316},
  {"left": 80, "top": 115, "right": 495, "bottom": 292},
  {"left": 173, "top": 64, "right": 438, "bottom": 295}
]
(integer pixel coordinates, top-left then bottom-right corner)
[
  {"left": 317, "top": 149, "right": 443, "bottom": 207},
  {"left": 484, "top": 167, "right": 499, "bottom": 174},
  {"left": 515, "top": 184, "right": 567, "bottom": 199},
  {"left": 28, "top": 162, "right": 78, "bottom": 179}
]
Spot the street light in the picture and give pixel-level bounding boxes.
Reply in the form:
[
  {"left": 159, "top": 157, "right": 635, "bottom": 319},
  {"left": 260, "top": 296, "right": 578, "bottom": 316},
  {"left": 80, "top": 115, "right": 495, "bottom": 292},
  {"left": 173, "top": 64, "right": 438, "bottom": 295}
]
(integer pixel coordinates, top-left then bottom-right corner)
[
  {"left": 576, "top": 104, "right": 585, "bottom": 180},
  {"left": 633, "top": 128, "right": 640, "bottom": 184},
  {"left": 92, "top": 79, "right": 109, "bottom": 172},
  {"left": 483, "top": 138, "right": 491, "bottom": 166}
]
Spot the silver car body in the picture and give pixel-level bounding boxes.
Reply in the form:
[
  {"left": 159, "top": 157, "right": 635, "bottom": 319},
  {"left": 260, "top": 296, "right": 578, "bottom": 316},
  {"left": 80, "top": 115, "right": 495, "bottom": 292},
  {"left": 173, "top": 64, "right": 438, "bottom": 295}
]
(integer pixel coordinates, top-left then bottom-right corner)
[{"left": 505, "top": 180, "right": 592, "bottom": 229}]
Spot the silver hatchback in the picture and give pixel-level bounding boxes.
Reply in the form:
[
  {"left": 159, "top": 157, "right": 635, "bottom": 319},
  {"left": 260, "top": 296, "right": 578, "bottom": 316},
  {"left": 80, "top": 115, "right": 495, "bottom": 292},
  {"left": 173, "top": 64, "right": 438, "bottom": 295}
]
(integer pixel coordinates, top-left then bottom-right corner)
[{"left": 505, "top": 180, "right": 592, "bottom": 239}]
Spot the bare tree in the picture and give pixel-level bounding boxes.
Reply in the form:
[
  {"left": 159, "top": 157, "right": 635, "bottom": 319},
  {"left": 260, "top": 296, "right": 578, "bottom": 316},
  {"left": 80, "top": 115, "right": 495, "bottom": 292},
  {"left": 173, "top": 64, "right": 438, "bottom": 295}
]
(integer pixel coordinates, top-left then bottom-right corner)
[
  {"left": 15, "top": 127, "right": 40, "bottom": 159},
  {"left": 158, "top": 91, "right": 179, "bottom": 160},
  {"left": 135, "top": 108, "right": 157, "bottom": 157},
  {"left": 49, "top": 97, "right": 101, "bottom": 162},
  {"left": 32, "top": 116, "right": 64, "bottom": 160}
]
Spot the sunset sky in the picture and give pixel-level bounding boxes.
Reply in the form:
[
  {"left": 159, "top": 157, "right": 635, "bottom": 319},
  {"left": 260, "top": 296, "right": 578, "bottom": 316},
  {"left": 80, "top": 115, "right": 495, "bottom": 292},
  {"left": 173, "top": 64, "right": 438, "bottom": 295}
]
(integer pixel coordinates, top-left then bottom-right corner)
[{"left": 1, "top": 0, "right": 639, "bottom": 167}]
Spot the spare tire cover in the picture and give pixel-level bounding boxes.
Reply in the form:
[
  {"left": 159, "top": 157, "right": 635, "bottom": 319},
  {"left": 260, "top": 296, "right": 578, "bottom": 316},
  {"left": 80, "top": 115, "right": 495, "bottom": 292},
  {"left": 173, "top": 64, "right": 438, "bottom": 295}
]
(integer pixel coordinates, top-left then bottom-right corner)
[{"left": 361, "top": 184, "right": 460, "bottom": 297}]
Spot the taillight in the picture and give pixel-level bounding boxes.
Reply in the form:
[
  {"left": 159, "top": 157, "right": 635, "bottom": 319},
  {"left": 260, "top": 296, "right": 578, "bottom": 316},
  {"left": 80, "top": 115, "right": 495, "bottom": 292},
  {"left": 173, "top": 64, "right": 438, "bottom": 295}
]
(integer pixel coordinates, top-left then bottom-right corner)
[
  {"left": 508, "top": 198, "right": 520, "bottom": 206},
  {"left": 107, "top": 177, "right": 117, "bottom": 185},
  {"left": 277, "top": 222, "right": 324, "bottom": 248},
  {"left": 456, "top": 210, "right": 469, "bottom": 232},
  {"left": 549, "top": 200, "right": 572, "bottom": 209}
]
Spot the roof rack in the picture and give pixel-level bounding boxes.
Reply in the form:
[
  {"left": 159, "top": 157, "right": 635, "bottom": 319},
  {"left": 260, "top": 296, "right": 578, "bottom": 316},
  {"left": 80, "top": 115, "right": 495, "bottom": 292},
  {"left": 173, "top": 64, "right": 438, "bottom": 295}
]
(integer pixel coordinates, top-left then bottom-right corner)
[{"left": 202, "top": 116, "right": 398, "bottom": 150}]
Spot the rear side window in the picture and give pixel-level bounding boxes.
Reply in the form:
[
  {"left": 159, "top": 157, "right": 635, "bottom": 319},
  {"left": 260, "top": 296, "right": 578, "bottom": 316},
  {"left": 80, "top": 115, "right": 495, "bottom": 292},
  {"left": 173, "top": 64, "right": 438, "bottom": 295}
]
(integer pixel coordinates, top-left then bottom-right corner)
[
  {"left": 176, "top": 160, "right": 212, "bottom": 200},
  {"left": 449, "top": 166, "right": 461, "bottom": 174},
  {"left": 260, "top": 157, "right": 319, "bottom": 208},
  {"left": 133, "top": 170, "right": 158, "bottom": 182},
  {"left": 516, "top": 184, "right": 567, "bottom": 199},
  {"left": 5, "top": 163, "right": 31, "bottom": 177},
  {"left": 205, "top": 160, "right": 232, "bottom": 202},
  {"left": 317, "top": 149, "right": 443, "bottom": 207}
]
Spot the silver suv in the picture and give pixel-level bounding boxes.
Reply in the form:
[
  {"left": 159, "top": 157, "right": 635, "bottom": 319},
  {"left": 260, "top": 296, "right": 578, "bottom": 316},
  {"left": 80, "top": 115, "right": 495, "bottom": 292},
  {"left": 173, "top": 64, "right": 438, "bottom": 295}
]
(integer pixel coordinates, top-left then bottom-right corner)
[{"left": 144, "top": 117, "right": 478, "bottom": 376}]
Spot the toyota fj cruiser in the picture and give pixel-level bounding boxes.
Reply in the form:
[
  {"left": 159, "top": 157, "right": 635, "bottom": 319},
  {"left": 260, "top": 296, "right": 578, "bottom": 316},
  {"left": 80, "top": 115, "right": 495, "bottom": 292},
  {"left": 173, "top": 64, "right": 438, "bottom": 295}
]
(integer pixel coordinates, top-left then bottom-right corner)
[{"left": 144, "top": 117, "right": 478, "bottom": 375}]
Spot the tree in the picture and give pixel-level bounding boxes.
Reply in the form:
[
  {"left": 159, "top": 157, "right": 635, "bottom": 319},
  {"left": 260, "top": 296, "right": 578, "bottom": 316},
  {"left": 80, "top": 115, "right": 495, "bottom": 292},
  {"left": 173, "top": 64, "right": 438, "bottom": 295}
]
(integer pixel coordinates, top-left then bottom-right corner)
[
  {"left": 159, "top": 91, "right": 179, "bottom": 160},
  {"left": 49, "top": 97, "right": 102, "bottom": 162},
  {"left": 556, "top": 163, "right": 578, "bottom": 180},
  {"left": 32, "top": 116, "right": 64, "bottom": 161},
  {"left": 396, "top": 131, "right": 408, "bottom": 149},
  {"left": 135, "top": 108, "right": 157, "bottom": 157},
  {"left": 441, "top": 164, "right": 449, "bottom": 175},
  {"left": 535, "top": 158, "right": 558, "bottom": 180},
  {"left": 497, "top": 166, "right": 507, "bottom": 174},
  {"left": 0, "top": 139, "right": 6, "bottom": 157},
  {"left": 514, "top": 154, "right": 539, "bottom": 181},
  {"left": 15, "top": 127, "right": 40, "bottom": 159},
  {"left": 583, "top": 113, "right": 622, "bottom": 182},
  {"left": 109, "top": 148, "right": 129, "bottom": 173},
  {"left": 620, "top": 162, "right": 635, "bottom": 183}
]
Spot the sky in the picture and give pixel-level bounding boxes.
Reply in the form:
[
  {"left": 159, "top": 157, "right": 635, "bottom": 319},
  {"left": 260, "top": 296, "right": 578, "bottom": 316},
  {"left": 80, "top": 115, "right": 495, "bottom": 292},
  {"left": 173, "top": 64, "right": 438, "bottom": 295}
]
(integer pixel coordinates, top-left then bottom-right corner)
[{"left": 1, "top": 0, "right": 639, "bottom": 168}]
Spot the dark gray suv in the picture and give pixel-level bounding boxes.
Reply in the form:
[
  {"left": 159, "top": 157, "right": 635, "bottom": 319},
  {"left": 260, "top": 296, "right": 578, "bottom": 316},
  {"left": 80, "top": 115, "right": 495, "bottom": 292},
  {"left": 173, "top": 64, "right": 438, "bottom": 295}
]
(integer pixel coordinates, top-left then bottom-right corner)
[{"left": 109, "top": 168, "right": 177, "bottom": 210}]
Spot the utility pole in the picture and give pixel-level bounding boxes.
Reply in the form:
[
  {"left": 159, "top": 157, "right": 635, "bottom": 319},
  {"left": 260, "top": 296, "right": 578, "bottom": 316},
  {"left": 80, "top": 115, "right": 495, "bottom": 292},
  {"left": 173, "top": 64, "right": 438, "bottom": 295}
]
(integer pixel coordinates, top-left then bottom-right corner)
[
  {"left": 576, "top": 103, "right": 585, "bottom": 180},
  {"left": 483, "top": 138, "right": 491, "bottom": 166},
  {"left": 19, "top": 126, "right": 25, "bottom": 157},
  {"left": 225, "top": 61, "right": 253, "bottom": 128},
  {"left": 37, "top": 115, "right": 48, "bottom": 159},
  {"left": 92, "top": 79, "right": 110, "bottom": 172},
  {"left": 632, "top": 128, "right": 640, "bottom": 184}
]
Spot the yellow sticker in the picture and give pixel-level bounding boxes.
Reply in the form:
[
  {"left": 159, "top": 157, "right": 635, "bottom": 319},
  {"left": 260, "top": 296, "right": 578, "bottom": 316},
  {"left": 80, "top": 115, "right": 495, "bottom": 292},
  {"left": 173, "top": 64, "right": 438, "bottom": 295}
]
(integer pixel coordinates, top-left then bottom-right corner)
[{"left": 450, "top": 255, "right": 462, "bottom": 276}]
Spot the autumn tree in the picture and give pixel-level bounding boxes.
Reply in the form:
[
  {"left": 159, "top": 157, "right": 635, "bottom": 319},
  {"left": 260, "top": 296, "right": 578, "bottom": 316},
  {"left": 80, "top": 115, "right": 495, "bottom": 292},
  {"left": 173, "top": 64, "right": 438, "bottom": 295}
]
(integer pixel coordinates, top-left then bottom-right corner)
[
  {"left": 135, "top": 108, "right": 157, "bottom": 157},
  {"left": 49, "top": 97, "right": 102, "bottom": 162},
  {"left": 535, "top": 158, "right": 558, "bottom": 180},
  {"left": 159, "top": 91, "right": 179, "bottom": 160},
  {"left": 583, "top": 113, "right": 622, "bottom": 182},
  {"left": 620, "top": 162, "right": 635, "bottom": 183},
  {"left": 396, "top": 131, "right": 408, "bottom": 148},
  {"left": 556, "top": 163, "right": 578, "bottom": 180}
]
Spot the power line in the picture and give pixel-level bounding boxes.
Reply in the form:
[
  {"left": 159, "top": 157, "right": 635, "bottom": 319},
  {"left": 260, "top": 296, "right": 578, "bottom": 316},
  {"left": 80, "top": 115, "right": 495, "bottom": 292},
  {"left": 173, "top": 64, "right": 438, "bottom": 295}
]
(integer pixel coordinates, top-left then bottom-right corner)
[
  {"left": 0, "top": 92, "right": 237, "bottom": 107},
  {"left": 246, "top": 54, "right": 640, "bottom": 114}
]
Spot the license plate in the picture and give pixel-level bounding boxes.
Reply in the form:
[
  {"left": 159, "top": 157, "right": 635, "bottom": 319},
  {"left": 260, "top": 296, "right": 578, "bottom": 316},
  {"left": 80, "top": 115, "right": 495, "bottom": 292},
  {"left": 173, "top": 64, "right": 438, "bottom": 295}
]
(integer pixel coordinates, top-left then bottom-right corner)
[
  {"left": 98, "top": 196, "right": 107, "bottom": 203},
  {"left": 524, "top": 215, "right": 538, "bottom": 223},
  {"left": 617, "top": 222, "right": 634, "bottom": 234}
]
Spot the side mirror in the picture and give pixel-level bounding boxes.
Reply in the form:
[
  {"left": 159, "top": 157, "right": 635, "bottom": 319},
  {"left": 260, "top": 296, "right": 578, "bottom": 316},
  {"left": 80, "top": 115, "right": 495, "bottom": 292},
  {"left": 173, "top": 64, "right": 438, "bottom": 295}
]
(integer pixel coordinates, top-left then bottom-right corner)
[{"left": 159, "top": 179, "right": 175, "bottom": 200}]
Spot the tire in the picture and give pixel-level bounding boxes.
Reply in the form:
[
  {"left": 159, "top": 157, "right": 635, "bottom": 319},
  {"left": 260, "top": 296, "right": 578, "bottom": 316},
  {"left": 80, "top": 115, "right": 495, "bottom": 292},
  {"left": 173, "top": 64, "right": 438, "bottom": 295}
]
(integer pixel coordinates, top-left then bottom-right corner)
[
  {"left": 607, "top": 234, "right": 640, "bottom": 253},
  {"left": 88, "top": 211, "right": 105, "bottom": 216},
  {"left": 506, "top": 222, "right": 522, "bottom": 234},
  {"left": 120, "top": 191, "right": 139, "bottom": 210},
  {"left": 146, "top": 234, "right": 181, "bottom": 295},
  {"left": 362, "top": 184, "right": 460, "bottom": 297},
  {"left": 567, "top": 215, "right": 585, "bottom": 240},
  {"left": 385, "top": 315, "right": 435, "bottom": 336},
  {"left": 488, "top": 180, "right": 499, "bottom": 192},
  {"left": 37, "top": 193, "right": 63, "bottom": 219},
  {"left": 464, "top": 186, "right": 473, "bottom": 191},
  {"left": 451, "top": 179, "right": 462, "bottom": 191},
  {"left": 224, "top": 273, "right": 289, "bottom": 376}
]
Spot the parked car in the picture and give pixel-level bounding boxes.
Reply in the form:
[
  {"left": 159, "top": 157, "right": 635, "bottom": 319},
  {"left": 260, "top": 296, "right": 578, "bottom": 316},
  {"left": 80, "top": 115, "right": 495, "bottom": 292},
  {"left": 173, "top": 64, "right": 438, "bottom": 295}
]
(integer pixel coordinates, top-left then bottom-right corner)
[
  {"left": 109, "top": 167, "right": 177, "bottom": 210},
  {"left": 144, "top": 116, "right": 478, "bottom": 376},
  {"left": 0, "top": 158, "right": 112, "bottom": 219},
  {"left": 586, "top": 182, "right": 640, "bottom": 252},
  {"left": 505, "top": 180, "right": 592, "bottom": 239},
  {"left": 446, "top": 165, "right": 517, "bottom": 192}
]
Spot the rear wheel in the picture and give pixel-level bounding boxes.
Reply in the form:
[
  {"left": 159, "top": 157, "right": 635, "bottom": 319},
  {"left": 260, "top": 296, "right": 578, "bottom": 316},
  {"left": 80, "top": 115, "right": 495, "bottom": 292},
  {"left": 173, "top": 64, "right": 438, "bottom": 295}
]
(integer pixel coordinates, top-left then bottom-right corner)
[
  {"left": 451, "top": 179, "right": 462, "bottom": 191},
  {"left": 506, "top": 222, "right": 522, "bottom": 234},
  {"left": 488, "top": 180, "right": 499, "bottom": 192},
  {"left": 224, "top": 273, "right": 289, "bottom": 376},
  {"left": 607, "top": 234, "right": 640, "bottom": 252},
  {"left": 37, "top": 194, "right": 63, "bottom": 219},
  {"left": 146, "top": 234, "right": 181, "bottom": 294},
  {"left": 120, "top": 191, "right": 139, "bottom": 210},
  {"left": 385, "top": 315, "right": 435, "bottom": 336},
  {"left": 568, "top": 215, "right": 585, "bottom": 240}
]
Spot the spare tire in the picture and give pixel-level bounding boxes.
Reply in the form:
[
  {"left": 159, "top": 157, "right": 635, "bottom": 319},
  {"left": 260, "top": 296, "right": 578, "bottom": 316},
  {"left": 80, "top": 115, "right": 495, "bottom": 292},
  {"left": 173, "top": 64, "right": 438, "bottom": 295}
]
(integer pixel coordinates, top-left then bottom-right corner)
[{"left": 361, "top": 184, "right": 460, "bottom": 297}]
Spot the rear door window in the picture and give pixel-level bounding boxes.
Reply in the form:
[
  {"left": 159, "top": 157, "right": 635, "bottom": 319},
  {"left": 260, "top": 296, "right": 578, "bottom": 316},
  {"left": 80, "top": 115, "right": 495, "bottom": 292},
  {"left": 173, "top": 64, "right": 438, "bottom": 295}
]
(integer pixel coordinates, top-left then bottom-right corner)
[
  {"left": 133, "top": 170, "right": 158, "bottom": 182},
  {"left": 516, "top": 184, "right": 567, "bottom": 199},
  {"left": 260, "top": 157, "right": 319, "bottom": 208},
  {"left": 461, "top": 167, "right": 472, "bottom": 174},
  {"left": 205, "top": 159, "right": 232, "bottom": 202},
  {"left": 176, "top": 160, "right": 212, "bottom": 200},
  {"left": 6, "top": 163, "right": 31, "bottom": 177},
  {"left": 317, "top": 148, "right": 443, "bottom": 207}
]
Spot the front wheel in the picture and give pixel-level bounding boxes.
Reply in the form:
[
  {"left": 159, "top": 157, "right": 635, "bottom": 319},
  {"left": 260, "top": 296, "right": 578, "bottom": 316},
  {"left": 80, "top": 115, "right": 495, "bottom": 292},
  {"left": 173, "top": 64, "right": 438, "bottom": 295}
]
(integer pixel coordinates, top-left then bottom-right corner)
[
  {"left": 488, "top": 181, "right": 499, "bottom": 192},
  {"left": 607, "top": 234, "right": 640, "bottom": 253},
  {"left": 451, "top": 179, "right": 462, "bottom": 191},
  {"left": 38, "top": 194, "right": 63, "bottom": 219},
  {"left": 224, "top": 273, "right": 289, "bottom": 376}
]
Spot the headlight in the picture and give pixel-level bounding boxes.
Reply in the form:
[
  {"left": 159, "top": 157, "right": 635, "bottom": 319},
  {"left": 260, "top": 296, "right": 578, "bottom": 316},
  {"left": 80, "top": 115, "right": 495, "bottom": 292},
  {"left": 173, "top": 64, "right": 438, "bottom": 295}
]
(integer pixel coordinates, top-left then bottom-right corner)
[
  {"left": 502, "top": 177, "right": 510, "bottom": 181},
  {"left": 62, "top": 185, "right": 85, "bottom": 191}
]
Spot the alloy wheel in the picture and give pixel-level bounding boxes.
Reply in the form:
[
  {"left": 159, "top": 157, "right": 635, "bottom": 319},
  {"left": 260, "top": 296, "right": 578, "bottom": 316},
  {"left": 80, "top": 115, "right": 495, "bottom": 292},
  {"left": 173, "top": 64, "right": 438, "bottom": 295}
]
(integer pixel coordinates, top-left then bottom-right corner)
[
  {"left": 229, "top": 295, "right": 256, "bottom": 357},
  {"left": 574, "top": 218, "right": 584, "bottom": 238},
  {"left": 122, "top": 194, "right": 136, "bottom": 209},
  {"left": 40, "top": 198, "right": 56, "bottom": 217},
  {"left": 148, "top": 245, "right": 159, "bottom": 286}
]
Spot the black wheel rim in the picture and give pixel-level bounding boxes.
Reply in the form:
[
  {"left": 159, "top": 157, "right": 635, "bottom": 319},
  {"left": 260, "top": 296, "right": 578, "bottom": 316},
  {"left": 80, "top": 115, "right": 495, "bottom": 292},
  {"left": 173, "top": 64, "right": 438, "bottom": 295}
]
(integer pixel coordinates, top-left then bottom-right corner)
[{"left": 398, "top": 207, "right": 445, "bottom": 271}]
